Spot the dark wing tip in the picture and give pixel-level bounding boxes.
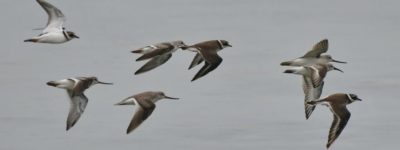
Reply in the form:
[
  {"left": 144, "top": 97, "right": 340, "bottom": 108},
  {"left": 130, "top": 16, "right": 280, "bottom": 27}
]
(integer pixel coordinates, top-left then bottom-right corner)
[
  {"left": 134, "top": 70, "right": 144, "bottom": 75},
  {"left": 136, "top": 57, "right": 144, "bottom": 61},
  {"left": 326, "top": 143, "right": 332, "bottom": 149},
  {"left": 191, "top": 77, "right": 198, "bottom": 82},
  {"left": 126, "top": 129, "right": 132, "bottom": 134},
  {"left": 66, "top": 125, "right": 72, "bottom": 131}
]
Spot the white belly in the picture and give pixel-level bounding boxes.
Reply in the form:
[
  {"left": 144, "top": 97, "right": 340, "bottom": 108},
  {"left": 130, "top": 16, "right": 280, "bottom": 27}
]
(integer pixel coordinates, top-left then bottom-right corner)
[{"left": 37, "top": 32, "right": 68, "bottom": 44}]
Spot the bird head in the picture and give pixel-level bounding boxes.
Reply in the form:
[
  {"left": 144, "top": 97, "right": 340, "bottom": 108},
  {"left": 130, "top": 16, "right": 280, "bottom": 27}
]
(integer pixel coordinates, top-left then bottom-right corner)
[
  {"left": 67, "top": 31, "right": 79, "bottom": 39},
  {"left": 347, "top": 93, "right": 362, "bottom": 102}
]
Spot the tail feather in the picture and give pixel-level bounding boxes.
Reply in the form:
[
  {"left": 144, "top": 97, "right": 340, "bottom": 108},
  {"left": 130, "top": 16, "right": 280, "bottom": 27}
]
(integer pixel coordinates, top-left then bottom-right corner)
[
  {"left": 46, "top": 81, "right": 57, "bottom": 87},
  {"left": 280, "top": 61, "right": 292, "bottom": 66},
  {"left": 24, "top": 39, "right": 38, "bottom": 43},
  {"left": 131, "top": 50, "right": 143, "bottom": 53},
  {"left": 283, "top": 69, "right": 295, "bottom": 73}
]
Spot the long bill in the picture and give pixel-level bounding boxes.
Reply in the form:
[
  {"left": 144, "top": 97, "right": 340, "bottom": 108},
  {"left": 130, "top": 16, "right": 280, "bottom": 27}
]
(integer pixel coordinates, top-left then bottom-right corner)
[
  {"left": 332, "top": 59, "right": 347, "bottom": 64},
  {"left": 164, "top": 96, "right": 179, "bottom": 100},
  {"left": 98, "top": 81, "right": 113, "bottom": 85},
  {"left": 333, "top": 67, "right": 344, "bottom": 73}
]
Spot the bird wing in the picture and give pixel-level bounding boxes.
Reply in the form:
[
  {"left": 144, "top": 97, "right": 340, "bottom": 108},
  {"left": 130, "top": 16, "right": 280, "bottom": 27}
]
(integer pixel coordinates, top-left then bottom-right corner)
[
  {"left": 134, "top": 54, "right": 172, "bottom": 75},
  {"left": 191, "top": 49, "right": 222, "bottom": 81},
  {"left": 127, "top": 99, "right": 156, "bottom": 134},
  {"left": 309, "top": 66, "right": 327, "bottom": 88},
  {"left": 136, "top": 44, "right": 174, "bottom": 61},
  {"left": 326, "top": 105, "right": 351, "bottom": 148},
  {"left": 37, "top": 0, "right": 65, "bottom": 33},
  {"left": 188, "top": 53, "right": 204, "bottom": 70},
  {"left": 302, "top": 39, "right": 328, "bottom": 58},
  {"left": 65, "top": 92, "right": 88, "bottom": 131},
  {"left": 70, "top": 79, "right": 90, "bottom": 97},
  {"left": 302, "top": 76, "right": 324, "bottom": 119}
]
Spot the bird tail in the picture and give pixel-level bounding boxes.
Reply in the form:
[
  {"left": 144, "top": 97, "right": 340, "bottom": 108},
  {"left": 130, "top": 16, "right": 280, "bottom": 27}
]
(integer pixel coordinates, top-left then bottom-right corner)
[
  {"left": 283, "top": 66, "right": 305, "bottom": 75},
  {"left": 280, "top": 61, "right": 292, "bottom": 66},
  {"left": 46, "top": 81, "right": 58, "bottom": 87},
  {"left": 131, "top": 50, "right": 143, "bottom": 53},
  {"left": 32, "top": 27, "right": 45, "bottom": 30},
  {"left": 24, "top": 39, "right": 38, "bottom": 43}
]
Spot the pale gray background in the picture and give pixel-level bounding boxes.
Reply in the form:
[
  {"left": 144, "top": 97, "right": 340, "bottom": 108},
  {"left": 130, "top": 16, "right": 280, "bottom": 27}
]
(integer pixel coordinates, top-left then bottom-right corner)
[{"left": 1, "top": 0, "right": 399, "bottom": 149}]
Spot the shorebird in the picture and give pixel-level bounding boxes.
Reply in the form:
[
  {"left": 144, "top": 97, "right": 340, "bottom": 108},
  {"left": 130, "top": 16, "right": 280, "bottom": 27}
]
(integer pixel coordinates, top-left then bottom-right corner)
[
  {"left": 280, "top": 39, "right": 346, "bottom": 66},
  {"left": 307, "top": 93, "right": 362, "bottom": 149},
  {"left": 181, "top": 40, "right": 232, "bottom": 81},
  {"left": 132, "top": 41, "right": 187, "bottom": 75},
  {"left": 24, "top": 0, "right": 79, "bottom": 44},
  {"left": 46, "top": 76, "right": 112, "bottom": 130},
  {"left": 283, "top": 63, "right": 343, "bottom": 119},
  {"left": 115, "top": 91, "right": 179, "bottom": 134}
]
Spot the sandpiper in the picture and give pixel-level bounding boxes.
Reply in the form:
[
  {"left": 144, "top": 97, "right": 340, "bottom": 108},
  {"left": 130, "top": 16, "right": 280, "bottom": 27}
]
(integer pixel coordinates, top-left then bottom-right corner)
[
  {"left": 280, "top": 39, "right": 346, "bottom": 66},
  {"left": 132, "top": 41, "right": 186, "bottom": 75},
  {"left": 307, "top": 93, "right": 361, "bottom": 149},
  {"left": 115, "top": 91, "right": 179, "bottom": 134},
  {"left": 283, "top": 63, "right": 343, "bottom": 119},
  {"left": 24, "top": 0, "right": 79, "bottom": 44},
  {"left": 46, "top": 76, "right": 112, "bottom": 130},
  {"left": 181, "top": 40, "right": 232, "bottom": 81}
]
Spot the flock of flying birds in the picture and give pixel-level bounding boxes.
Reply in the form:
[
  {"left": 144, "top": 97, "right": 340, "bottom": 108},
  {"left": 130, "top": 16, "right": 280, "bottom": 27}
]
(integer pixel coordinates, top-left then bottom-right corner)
[
  {"left": 23, "top": 0, "right": 362, "bottom": 149},
  {"left": 280, "top": 39, "right": 362, "bottom": 148}
]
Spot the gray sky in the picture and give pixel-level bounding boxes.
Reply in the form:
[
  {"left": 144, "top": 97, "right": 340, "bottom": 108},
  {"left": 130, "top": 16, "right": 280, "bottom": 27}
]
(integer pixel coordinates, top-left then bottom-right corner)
[{"left": 1, "top": 0, "right": 399, "bottom": 149}]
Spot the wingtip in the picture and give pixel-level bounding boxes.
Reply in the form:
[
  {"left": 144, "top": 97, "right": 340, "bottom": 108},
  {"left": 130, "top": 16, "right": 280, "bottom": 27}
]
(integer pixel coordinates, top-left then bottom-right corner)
[
  {"left": 134, "top": 70, "right": 144, "bottom": 75},
  {"left": 191, "top": 77, "right": 198, "bottom": 82},
  {"left": 126, "top": 129, "right": 132, "bottom": 134},
  {"left": 326, "top": 143, "right": 331, "bottom": 149}
]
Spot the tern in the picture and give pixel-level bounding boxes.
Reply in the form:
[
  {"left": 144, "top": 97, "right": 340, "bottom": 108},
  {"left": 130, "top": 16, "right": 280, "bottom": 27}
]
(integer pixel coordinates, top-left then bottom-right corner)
[{"left": 24, "top": 0, "right": 79, "bottom": 44}]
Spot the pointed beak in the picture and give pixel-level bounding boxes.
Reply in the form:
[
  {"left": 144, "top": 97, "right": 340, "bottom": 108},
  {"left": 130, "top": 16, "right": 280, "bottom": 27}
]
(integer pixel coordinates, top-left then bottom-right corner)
[
  {"left": 164, "top": 96, "right": 179, "bottom": 100},
  {"left": 227, "top": 44, "right": 232, "bottom": 47},
  {"left": 98, "top": 81, "right": 113, "bottom": 85},
  {"left": 356, "top": 98, "right": 362, "bottom": 101},
  {"left": 333, "top": 67, "right": 344, "bottom": 73},
  {"left": 72, "top": 34, "right": 79, "bottom": 39},
  {"left": 332, "top": 59, "right": 346, "bottom": 64}
]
